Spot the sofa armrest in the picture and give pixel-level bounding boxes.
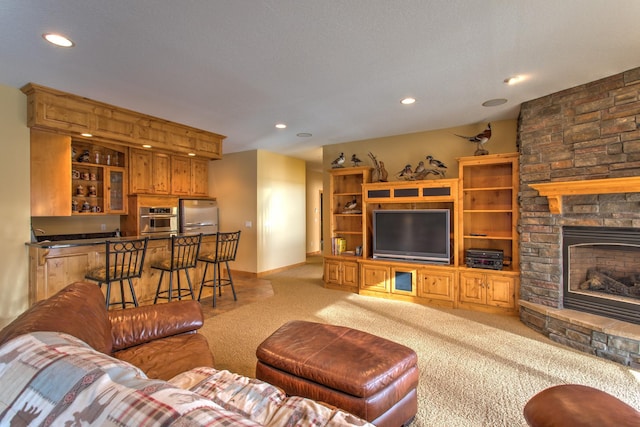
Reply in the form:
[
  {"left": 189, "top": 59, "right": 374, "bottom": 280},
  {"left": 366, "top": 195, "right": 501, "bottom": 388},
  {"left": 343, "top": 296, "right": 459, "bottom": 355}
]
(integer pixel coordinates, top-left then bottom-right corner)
[{"left": 109, "top": 300, "right": 205, "bottom": 351}]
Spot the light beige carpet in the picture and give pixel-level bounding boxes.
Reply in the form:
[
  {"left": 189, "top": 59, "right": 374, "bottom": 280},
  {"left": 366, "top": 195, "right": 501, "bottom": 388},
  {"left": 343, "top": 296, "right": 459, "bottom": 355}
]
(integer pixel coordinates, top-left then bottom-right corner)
[{"left": 200, "top": 257, "right": 640, "bottom": 426}]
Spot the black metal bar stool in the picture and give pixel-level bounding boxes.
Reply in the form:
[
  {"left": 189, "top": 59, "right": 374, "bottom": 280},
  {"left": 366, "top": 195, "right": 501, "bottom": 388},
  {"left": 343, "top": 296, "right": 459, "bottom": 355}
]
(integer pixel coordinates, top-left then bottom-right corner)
[
  {"left": 198, "top": 230, "right": 241, "bottom": 307},
  {"left": 152, "top": 233, "right": 202, "bottom": 303},
  {"left": 85, "top": 237, "right": 149, "bottom": 309}
]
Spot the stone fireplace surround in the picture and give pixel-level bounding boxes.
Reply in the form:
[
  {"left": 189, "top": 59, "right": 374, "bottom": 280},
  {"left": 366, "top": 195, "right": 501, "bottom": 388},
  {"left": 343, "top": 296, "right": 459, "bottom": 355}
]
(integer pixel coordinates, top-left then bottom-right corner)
[{"left": 517, "top": 67, "right": 640, "bottom": 368}]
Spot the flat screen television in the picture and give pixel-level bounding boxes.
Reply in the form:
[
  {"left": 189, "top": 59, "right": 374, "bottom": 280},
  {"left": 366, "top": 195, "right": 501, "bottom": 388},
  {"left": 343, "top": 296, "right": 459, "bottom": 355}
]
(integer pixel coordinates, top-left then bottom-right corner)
[{"left": 372, "top": 209, "right": 451, "bottom": 264}]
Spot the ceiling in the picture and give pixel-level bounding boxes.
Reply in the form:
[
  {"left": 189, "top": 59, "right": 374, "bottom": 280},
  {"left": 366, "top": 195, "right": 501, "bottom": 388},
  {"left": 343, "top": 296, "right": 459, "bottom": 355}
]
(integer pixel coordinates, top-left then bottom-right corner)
[{"left": 2, "top": 1, "right": 640, "bottom": 170}]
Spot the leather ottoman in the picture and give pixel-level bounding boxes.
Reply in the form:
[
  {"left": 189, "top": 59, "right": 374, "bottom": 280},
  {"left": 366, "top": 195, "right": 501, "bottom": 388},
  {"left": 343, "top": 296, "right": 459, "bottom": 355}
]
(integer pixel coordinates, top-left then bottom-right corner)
[
  {"left": 523, "top": 384, "right": 640, "bottom": 427},
  {"left": 255, "top": 320, "right": 419, "bottom": 427}
]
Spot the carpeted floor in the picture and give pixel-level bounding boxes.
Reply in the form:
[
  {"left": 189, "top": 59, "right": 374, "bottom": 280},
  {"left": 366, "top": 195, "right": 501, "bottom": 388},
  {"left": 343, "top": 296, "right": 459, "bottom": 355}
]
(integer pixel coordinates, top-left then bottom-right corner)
[{"left": 199, "top": 256, "right": 640, "bottom": 426}]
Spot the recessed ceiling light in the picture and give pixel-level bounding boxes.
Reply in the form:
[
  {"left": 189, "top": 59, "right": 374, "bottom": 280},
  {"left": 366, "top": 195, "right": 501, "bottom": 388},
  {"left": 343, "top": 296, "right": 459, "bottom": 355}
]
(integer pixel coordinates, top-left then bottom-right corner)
[
  {"left": 188, "top": 153, "right": 196, "bottom": 157},
  {"left": 275, "top": 123, "right": 287, "bottom": 129},
  {"left": 297, "top": 133, "right": 312, "bottom": 137},
  {"left": 142, "top": 144, "right": 152, "bottom": 148},
  {"left": 80, "top": 133, "right": 93, "bottom": 137},
  {"left": 400, "top": 97, "right": 416, "bottom": 105},
  {"left": 43, "top": 33, "right": 75, "bottom": 47},
  {"left": 482, "top": 98, "right": 508, "bottom": 107},
  {"left": 504, "top": 75, "right": 525, "bottom": 85}
]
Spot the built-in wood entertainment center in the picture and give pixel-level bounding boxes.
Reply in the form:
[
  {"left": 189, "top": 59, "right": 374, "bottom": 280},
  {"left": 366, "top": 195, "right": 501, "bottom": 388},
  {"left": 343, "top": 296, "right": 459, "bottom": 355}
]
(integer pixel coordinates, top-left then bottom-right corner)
[{"left": 324, "top": 152, "right": 520, "bottom": 315}]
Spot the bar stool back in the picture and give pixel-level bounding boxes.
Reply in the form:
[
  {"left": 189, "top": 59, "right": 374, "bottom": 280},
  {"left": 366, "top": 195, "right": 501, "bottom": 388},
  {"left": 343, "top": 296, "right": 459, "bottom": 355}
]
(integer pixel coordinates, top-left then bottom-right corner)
[
  {"left": 85, "top": 237, "right": 149, "bottom": 309},
  {"left": 152, "top": 233, "right": 202, "bottom": 303},
  {"left": 198, "top": 231, "right": 241, "bottom": 307}
]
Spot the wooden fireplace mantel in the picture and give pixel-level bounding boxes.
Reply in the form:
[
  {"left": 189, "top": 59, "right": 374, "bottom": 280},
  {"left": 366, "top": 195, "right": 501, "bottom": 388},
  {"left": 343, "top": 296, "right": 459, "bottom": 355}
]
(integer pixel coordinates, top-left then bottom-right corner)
[{"left": 529, "top": 176, "right": 640, "bottom": 214}]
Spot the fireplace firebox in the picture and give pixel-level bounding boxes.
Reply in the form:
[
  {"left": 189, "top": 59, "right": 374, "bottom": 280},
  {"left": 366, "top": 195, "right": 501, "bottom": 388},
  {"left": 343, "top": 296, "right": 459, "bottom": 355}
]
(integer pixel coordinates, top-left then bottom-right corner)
[{"left": 563, "top": 226, "right": 640, "bottom": 325}]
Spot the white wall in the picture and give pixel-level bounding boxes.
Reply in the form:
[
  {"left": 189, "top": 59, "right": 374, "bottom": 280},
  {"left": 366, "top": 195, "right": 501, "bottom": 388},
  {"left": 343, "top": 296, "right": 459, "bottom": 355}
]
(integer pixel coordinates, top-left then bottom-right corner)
[{"left": 0, "top": 85, "right": 31, "bottom": 327}]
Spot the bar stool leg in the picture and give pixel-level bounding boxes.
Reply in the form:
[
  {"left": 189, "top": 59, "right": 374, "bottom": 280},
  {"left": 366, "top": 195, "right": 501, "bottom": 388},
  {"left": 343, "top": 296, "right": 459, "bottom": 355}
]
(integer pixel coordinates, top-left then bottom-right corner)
[
  {"left": 184, "top": 269, "right": 195, "bottom": 299},
  {"left": 213, "top": 261, "right": 218, "bottom": 307},
  {"left": 154, "top": 271, "right": 165, "bottom": 304},
  {"left": 127, "top": 278, "right": 139, "bottom": 307},
  {"left": 198, "top": 262, "right": 209, "bottom": 301},
  {"left": 176, "top": 271, "right": 182, "bottom": 300},
  {"left": 103, "top": 282, "right": 111, "bottom": 310},
  {"left": 168, "top": 272, "right": 174, "bottom": 302},
  {"left": 119, "top": 281, "right": 126, "bottom": 309},
  {"left": 226, "top": 260, "right": 237, "bottom": 301}
]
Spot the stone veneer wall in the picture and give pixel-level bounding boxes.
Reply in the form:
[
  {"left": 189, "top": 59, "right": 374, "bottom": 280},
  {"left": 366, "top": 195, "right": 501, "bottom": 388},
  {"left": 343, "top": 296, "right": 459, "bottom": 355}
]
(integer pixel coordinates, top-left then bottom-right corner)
[{"left": 517, "top": 66, "right": 640, "bottom": 366}]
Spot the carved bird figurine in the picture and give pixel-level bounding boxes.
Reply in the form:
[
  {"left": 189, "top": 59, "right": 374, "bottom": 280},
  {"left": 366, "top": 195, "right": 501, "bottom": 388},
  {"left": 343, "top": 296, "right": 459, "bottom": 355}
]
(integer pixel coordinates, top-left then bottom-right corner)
[
  {"left": 414, "top": 161, "right": 425, "bottom": 174},
  {"left": 331, "top": 152, "right": 345, "bottom": 168},
  {"left": 426, "top": 155, "right": 447, "bottom": 169},
  {"left": 378, "top": 161, "right": 389, "bottom": 182},
  {"left": 344, "top": 198, "right": 358, "bottom": 210},
  {"left": 351, "top": 154, "right": 363, "bottom": 166},
  {"left": 455, "top": 123, "right": 491, "bottom": 155},
  {"left": 397, "top": 164, "right": 414, "bottom": 180}
]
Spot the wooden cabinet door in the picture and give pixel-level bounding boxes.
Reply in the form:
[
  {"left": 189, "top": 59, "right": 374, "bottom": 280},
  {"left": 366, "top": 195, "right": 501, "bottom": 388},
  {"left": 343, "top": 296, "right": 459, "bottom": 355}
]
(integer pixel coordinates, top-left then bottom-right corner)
[
  {"left": 418, "top": 269, "right": 456, "bottom": 302},
  {"left": 129, "top": 149, "right": 153, "bottom": 194},
  {"left": 459, "top": 271, "right": 486, "bottom": 304},
  {"left": 171, "top": 156, "right": 191, "bottom": 195},
  {"left": 152, "top": 153, "right": 171, "bottom": 194},
  {"left": 360, "top": 263, "right": 389, "bottom": 293},
  {"left": 31, "top": 130, "right": 72, "bottom": 216},
  {"left": 190, "top": 158, "right": 209, "bottom": 196},
  {"left": 486, "top": 274, "right": 516, "bottom": 309},
  {"left": 105, "top": 168, "right": 127, "bottom": 214},
  {"left": 129, "top": 150, "right": 170, "bottom": 194},
  {"left": 324, "top": 259, "right": 341, "bottom": 285},
  {"left": 342, "top": 261, "right": 359, "bottom": 287}
]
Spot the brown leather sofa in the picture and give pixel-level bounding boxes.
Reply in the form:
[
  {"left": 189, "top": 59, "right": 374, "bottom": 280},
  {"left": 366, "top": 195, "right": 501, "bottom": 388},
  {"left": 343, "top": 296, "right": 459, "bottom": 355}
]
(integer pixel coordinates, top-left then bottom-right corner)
[{"left": 0, "top": 281, "right": 214, "bottom": 380}]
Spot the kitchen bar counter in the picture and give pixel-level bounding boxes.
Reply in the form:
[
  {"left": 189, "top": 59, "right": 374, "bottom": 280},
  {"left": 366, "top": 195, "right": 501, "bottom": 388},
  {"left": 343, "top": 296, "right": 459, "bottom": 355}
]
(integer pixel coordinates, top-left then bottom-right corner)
[
  {"left": 27, "top": 232, "right": 217, "bottom": 249},
  {"left": 27, "top": 233, "right": 219, "bottom": 307}
]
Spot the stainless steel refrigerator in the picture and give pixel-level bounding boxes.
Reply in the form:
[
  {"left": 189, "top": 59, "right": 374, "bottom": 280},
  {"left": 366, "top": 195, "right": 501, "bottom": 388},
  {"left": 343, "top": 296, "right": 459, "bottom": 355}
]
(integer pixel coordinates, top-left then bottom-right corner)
[{"left": 179, "top": 198, "right": 219, "bottom": 234}]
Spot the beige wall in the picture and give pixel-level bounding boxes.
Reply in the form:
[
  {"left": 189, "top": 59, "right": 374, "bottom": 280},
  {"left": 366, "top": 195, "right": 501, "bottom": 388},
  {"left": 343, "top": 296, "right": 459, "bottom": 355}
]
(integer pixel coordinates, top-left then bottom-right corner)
[
  {"left": 209, "top": 149, "right": 306, "bottom": 274},
  {"left": 305, "top": 169, "right": 323, "bottom": 254},
  {"left": 256, "top": 150, "right": 306, "bottom": 272},
  {"left": 209, "top": 150, "right": 258, "bottom": 273},
  {"left": 0, "top": 85, "right": 31, "bottom": 327},
  {"left": 321, "top": 119, "right": 518, "bottom": 256}
]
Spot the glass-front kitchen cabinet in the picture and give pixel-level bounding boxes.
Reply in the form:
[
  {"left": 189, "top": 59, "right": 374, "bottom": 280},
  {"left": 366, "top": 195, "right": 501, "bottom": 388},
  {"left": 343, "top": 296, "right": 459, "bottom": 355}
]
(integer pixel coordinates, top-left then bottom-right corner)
[{"left": 71, "top": 141, "right": 127, "bottom": 215}]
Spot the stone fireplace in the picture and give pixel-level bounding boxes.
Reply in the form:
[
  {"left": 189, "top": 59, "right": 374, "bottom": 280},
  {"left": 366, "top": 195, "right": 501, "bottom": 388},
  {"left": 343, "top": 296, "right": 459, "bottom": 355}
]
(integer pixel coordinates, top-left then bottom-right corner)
[{"left": 517, "top": 66, "right": 640, "bottom": 367}]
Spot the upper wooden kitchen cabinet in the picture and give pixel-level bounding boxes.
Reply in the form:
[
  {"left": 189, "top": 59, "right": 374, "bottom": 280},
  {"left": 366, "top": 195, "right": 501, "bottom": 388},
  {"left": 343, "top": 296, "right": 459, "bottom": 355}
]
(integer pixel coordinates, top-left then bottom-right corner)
[
  {"left": 21, "top": 83, "right": 225, "bottom": 160},
  {"left": 31, "top": 129, "right": 72, "bottom": 216},
  {"left": 171, "top": 156, "right": 191, "bottom": 195},
  {"left": 190, "top": 158, "right": 209, "bottom": 196},
  {"left": 129, "top": 149, "right": 171, "bottom": 195},
  {"left": 130, "top": 150, "right": 209, "bottom": 196},
  {"left": 171, "top": 156, "right": 210, "bottom": 196}
]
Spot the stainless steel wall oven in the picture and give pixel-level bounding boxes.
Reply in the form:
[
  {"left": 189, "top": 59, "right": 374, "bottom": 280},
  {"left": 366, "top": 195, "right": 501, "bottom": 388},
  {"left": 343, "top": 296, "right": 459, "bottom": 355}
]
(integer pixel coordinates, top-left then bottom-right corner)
[{"left": 139, "top": 207, "right": 178, "bottom": 235}]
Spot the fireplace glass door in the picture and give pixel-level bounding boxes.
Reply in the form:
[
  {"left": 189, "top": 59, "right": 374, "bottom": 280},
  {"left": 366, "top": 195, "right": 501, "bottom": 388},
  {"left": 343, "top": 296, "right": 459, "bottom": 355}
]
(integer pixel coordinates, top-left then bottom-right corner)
[{"left": 563, "top": 226, "right": 640, "bottom": 325}]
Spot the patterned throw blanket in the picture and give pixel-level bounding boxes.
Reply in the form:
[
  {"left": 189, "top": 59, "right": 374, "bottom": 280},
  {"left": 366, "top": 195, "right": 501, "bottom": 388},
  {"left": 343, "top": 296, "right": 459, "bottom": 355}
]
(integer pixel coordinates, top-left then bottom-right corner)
[{"left": 0, "top": 332, "right": 371, "bottom": 426}]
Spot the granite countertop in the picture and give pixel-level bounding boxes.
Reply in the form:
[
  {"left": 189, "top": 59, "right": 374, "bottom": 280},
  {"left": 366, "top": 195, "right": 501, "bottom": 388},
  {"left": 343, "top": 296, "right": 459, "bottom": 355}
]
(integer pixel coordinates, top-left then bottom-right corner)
[{"left": 27, "top": 232, "right": 216, "bottom": 249}]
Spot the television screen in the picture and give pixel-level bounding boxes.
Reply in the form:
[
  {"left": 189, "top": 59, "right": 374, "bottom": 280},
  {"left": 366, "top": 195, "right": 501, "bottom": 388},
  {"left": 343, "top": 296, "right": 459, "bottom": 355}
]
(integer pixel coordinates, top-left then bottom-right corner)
[{"left": 373, "top": 209, "right": 450, "bottom": 263}]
